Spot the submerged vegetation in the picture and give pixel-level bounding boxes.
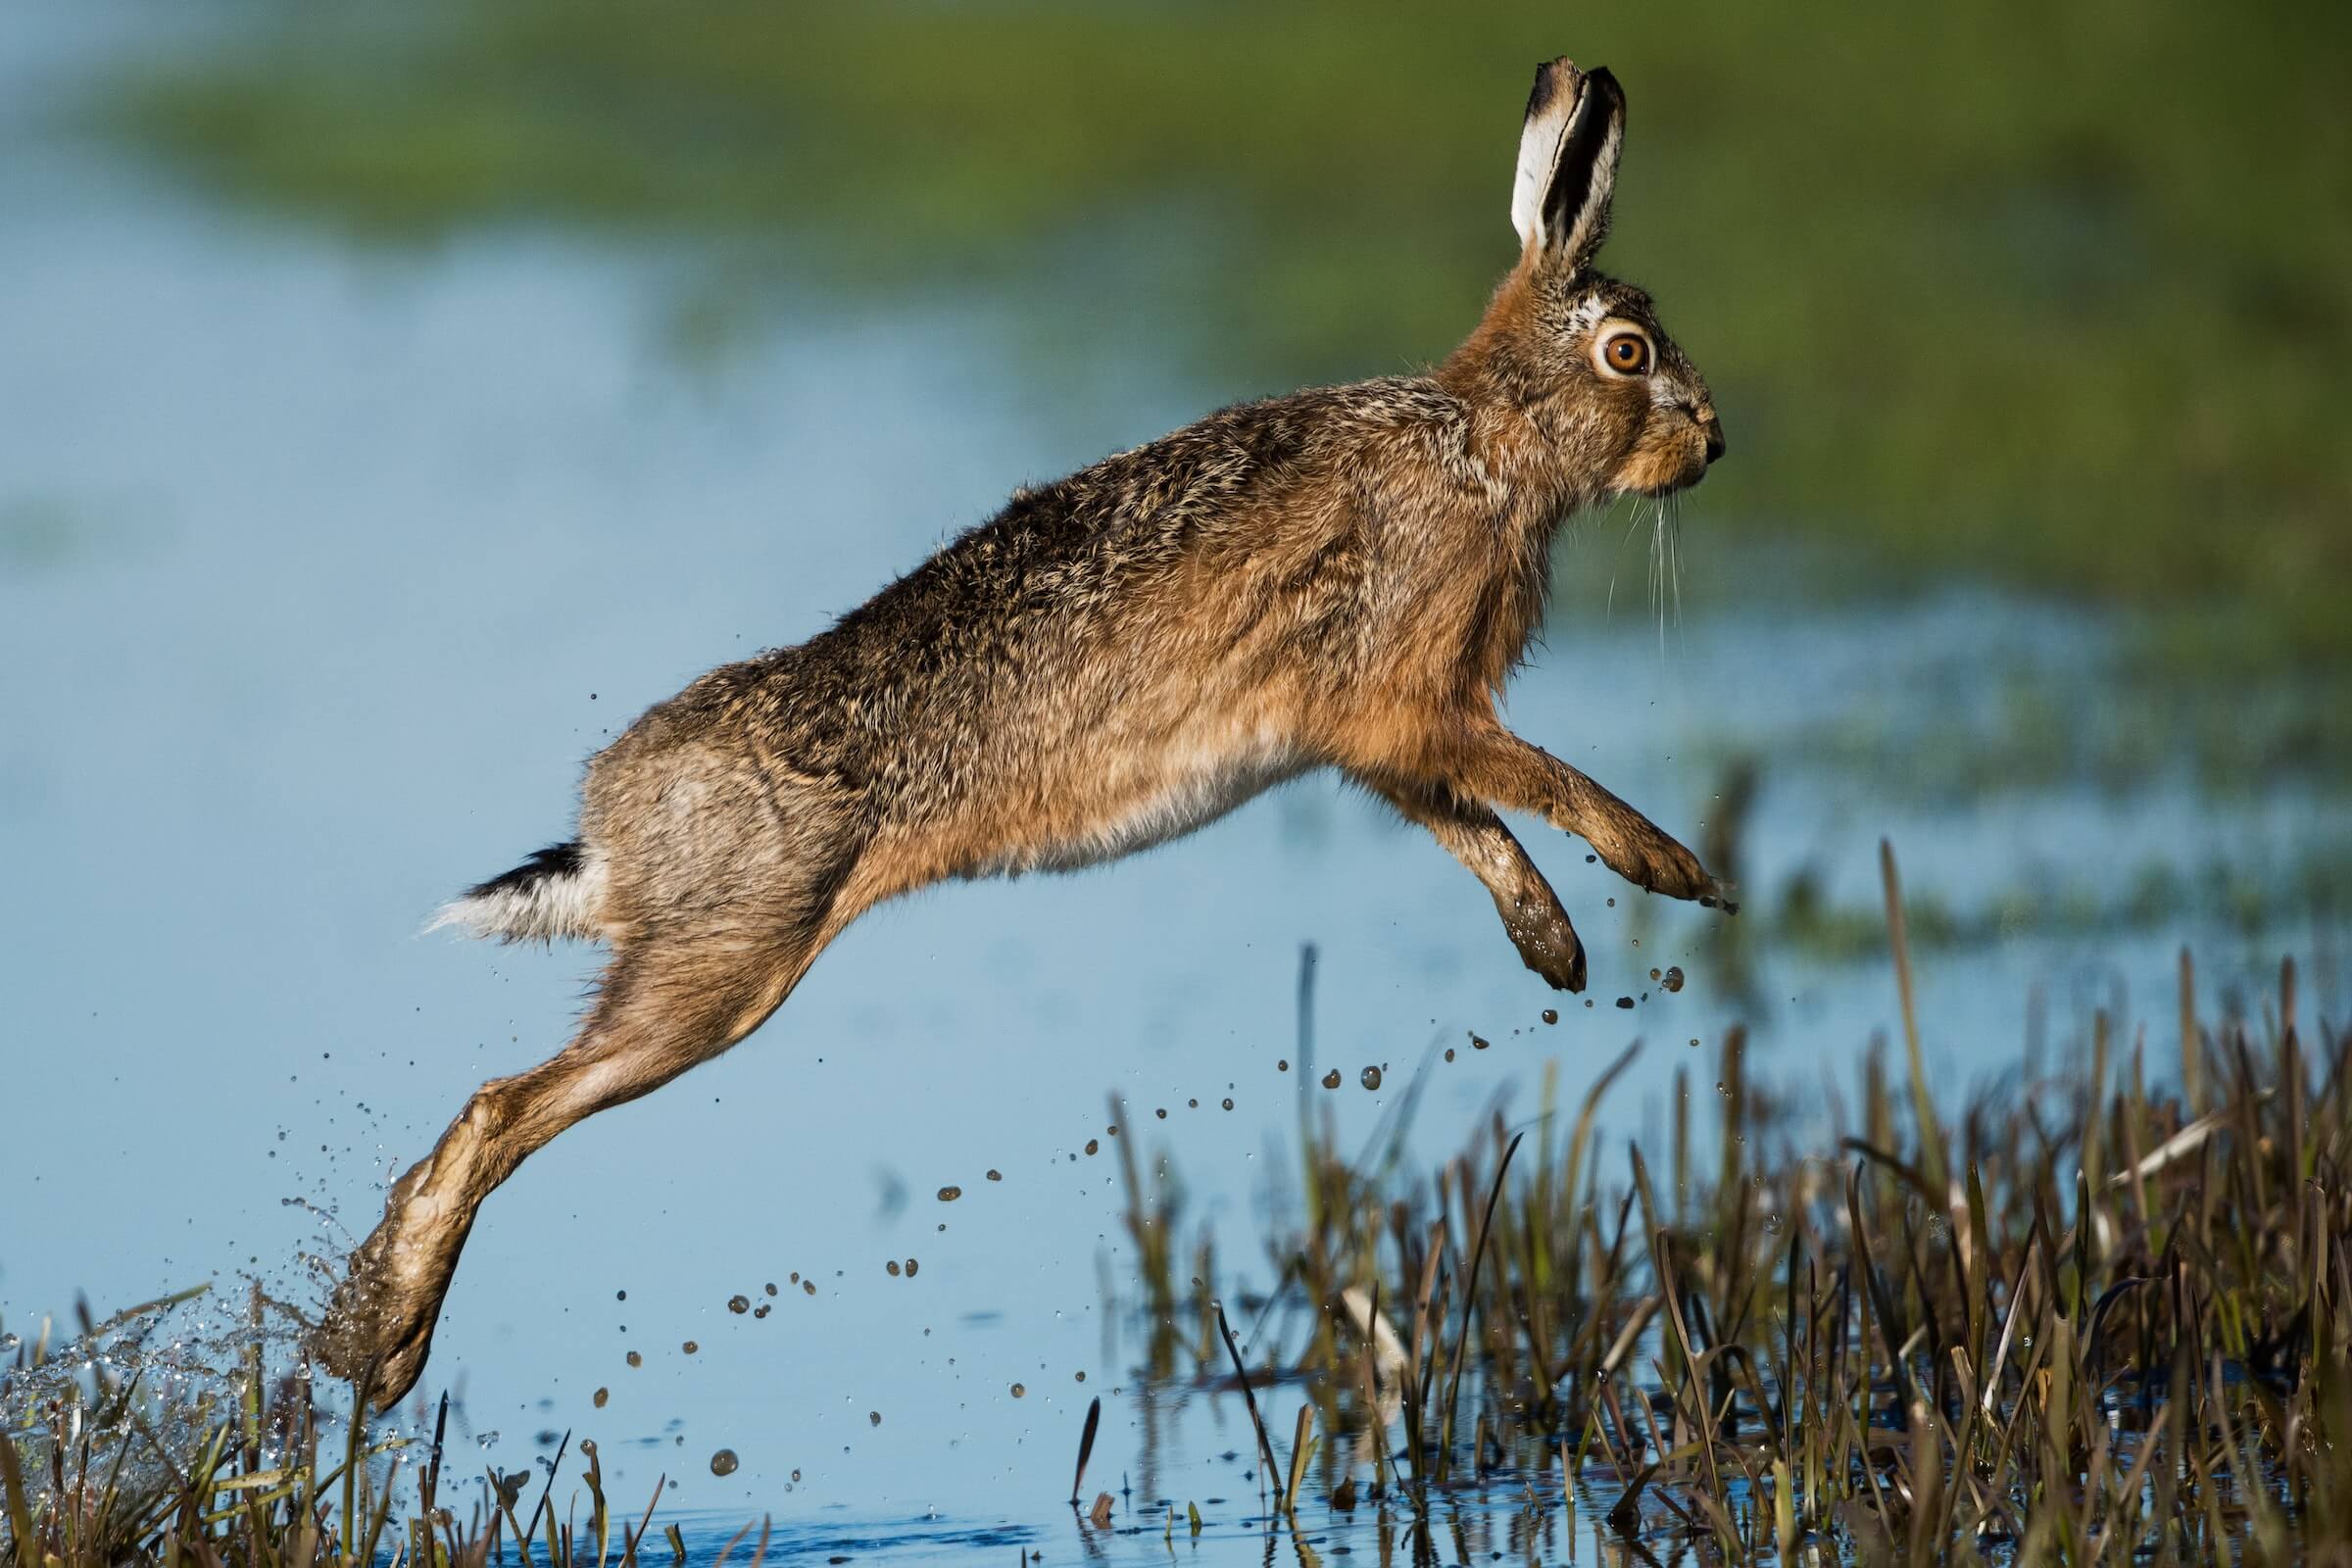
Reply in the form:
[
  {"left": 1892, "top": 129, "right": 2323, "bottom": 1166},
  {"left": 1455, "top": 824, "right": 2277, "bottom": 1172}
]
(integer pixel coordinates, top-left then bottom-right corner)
[
  {"left": 89, "top": 1, "right": 2352, "bottom": 661},
  {"left": 1110, "top": 849, "right": 2352, "bottom": 1561}
]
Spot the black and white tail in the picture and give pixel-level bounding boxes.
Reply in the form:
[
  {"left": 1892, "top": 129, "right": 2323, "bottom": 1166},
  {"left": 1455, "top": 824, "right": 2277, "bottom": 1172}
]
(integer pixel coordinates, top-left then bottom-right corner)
[{"left": 427, "top": 842, "right": 607, "bottom": 944}]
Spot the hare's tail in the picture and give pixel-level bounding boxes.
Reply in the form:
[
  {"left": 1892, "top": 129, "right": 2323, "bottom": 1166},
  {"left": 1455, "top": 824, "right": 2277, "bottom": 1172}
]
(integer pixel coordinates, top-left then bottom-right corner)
[{"left": 426, "top": 841, "right": 606, "bottom": 943}]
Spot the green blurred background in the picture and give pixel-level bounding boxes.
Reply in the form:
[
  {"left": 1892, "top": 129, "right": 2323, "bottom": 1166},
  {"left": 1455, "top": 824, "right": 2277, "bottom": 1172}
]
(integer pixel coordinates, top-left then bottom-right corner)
[{"left": 99, "top": 0, "right": 2350, "bottom": 664}]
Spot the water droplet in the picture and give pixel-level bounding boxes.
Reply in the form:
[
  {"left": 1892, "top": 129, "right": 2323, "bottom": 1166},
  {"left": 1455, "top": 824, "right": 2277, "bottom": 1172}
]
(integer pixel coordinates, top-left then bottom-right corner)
[
  {"left": 1085, "top": 1139, "right": 1100, "bottom": 1156},
  {"left": 626, "top": 1351, "right": 642, "bottom": 1368},
  {"left": 1221, "top": 1098, "right": 1234, "bottom": 1110},
  {"left": 1010, "top": 1383, "right": 1026, "bottom": 1397},
  {"left": 754, "top": 1304, "right": 770, "bottom": 1319},
  {"left": 1615, "top": 997, "right": 1634, "bottom": 1009},
  {"left": 615, "top": 1290, "right": 626, "bottom": 1301},
  {"left": 868, "top": 1410, "right": 882, "bottom": 1427},
  {"left": 937, "top": 1185, "right": 962, "bottom": 1201},
  {"left": 904, "top": 1257, "right": 918, "bottom": 1277},
  {"left": 764, "top": 1283, "right": 778, "bottom": 1296},
  {"left": 1359, "top": 1066, "right": 1383, "bottom": 1091},
  {"left": 477, "top": 1431, "right": 501, "bottom": 1448},
  {"left": 1154, "top": 1108, "right": 1166, "bottom": 1119},
  {"left": 1075, "top": 1370, "right": 1086, "bottom": 1382},
  {"left": 1445, "top": 1048, "right": 1456, "bottom": 1062},
  {"left": 1277, "top": 1059, "right": 1289, "bottom": 1072},
  {"left": 1541, "top": 1009, "right": 1558, "bottom": 1025},
  {"left": 1662, "top": 965, "right": 1685, "bottom": 993},
  {"left": 887, "top": 1260, "right": 903, "bottom": 1276},
  {"left": 1320, "top": 1069, "right": 1342, "bottom": 1089},
  {"left": 710, "top": 1448, "right": 739, "bottom": 1478},
  {"left": 803, "top": 1280, "right": 816, "bottom": 1296},
  {"left": 1471, "top": 1035, "right": 1490, "bottom": 1051},
  {"left": 727, "top": 1295, "right": 750, "bottom": 1314},
  {"left": 682, "top": 1340, "right": 699, "bottom": 1353},
  {"left": 986, "top": 1169, "right": 1003, "bottom": 1181},
  {"left": 593, "top": 1388, "right": 609, "bottom": 1408}
]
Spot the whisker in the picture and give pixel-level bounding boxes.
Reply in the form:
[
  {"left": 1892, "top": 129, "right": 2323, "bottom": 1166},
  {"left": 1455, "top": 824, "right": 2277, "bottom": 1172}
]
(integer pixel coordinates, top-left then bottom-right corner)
[
  {"left": 1667, "top": 492, "right": 1685, "bottom": 642},
  {"left": 1606, "top": 496, "right": 1646, "bottom": 623},
  {"left": 1649, "top": 497, "right": 1667, "bottom": 657}
]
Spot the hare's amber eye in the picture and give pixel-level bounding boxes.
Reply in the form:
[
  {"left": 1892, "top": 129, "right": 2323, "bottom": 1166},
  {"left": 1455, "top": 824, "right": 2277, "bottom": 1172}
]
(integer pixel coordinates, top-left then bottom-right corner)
[{"left": 1602, "top": 333, "right": 1650, "bottom": 373}]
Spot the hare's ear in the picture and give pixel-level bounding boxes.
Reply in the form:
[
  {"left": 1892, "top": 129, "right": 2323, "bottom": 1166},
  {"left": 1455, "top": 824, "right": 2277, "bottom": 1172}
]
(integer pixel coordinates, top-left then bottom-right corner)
[{"left": 1508, "top": 59, "right": 1625, "bottom": 272}]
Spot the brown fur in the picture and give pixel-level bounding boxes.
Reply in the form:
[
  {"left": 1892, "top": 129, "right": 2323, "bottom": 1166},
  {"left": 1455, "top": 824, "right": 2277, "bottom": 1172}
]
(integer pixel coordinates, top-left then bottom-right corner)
[{"left": 318, "top": 56, "right": 1731, "bottom": 1405}]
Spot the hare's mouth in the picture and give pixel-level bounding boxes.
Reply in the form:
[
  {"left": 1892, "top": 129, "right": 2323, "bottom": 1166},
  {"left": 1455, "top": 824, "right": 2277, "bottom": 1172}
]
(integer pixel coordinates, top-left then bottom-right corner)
[
  {"left": 1621, "top": 444, "right": 1711, "bottom": 499},
  {"left": 1620, "top": 413, "right": 1721, "bottom": 498},
  {"left": 1633, "top": 472, "right": 1703, "bottom": 500}
]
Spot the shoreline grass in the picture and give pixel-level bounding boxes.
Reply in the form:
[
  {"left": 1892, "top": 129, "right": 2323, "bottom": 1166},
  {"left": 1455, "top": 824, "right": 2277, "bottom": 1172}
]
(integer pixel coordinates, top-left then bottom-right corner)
[
  {"left": 1112, "top": 847, "right": 2351, "bottom": 1560},
  {"left": 0, "top": 1297, "right": 726, "bottom": 1568},
  {"left": 10, "top": 838, "right": 2346, "bottom": 1562}
]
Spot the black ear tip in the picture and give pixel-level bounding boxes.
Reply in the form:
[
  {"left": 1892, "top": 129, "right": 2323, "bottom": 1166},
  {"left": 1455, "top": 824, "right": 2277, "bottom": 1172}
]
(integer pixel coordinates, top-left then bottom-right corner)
[
  {"left": 1525, "top": 59, "right": 1566, "bottom": 119},
  {"left": 1587, "top": 67, "right": 1626, "bottom": 111}
]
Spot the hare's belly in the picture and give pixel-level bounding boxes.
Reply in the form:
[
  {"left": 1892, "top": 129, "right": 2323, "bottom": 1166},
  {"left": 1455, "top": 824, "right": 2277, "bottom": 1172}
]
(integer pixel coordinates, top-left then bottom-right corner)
[{"left": 978, "top": 737, "right": 1306, "bottom": 877}]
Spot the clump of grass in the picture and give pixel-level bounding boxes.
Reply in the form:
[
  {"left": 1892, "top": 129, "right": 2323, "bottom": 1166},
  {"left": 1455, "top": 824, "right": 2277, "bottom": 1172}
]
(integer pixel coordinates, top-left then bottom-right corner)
[
  {"left": 0, "top": 1294, "right": 714, "bottom": 1568},
  {"left": 1115, "top": 855, "right": 2352, "bottom": 1558}
]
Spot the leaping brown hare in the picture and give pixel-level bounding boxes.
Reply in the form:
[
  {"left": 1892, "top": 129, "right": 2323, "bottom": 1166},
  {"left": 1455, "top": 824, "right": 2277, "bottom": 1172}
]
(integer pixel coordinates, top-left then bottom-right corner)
[{"left": 318, "top": 57, "right": 1731, "bottom": 1405}]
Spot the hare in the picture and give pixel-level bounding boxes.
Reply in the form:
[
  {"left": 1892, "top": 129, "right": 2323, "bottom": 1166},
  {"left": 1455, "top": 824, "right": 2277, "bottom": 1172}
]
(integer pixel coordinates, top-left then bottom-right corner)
[{"left": 318, "top": 56, "right": 1729, "bottom": 1406}]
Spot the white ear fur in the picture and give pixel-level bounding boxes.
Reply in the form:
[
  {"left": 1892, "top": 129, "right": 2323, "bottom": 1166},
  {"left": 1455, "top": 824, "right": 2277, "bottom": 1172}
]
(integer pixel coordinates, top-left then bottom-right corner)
[
  {"left": 1509, "top": 61, "right": 1584, "bottom": 252},
  {"left": 1509, "top": 60, "right": 1625, "bottom": 271}
]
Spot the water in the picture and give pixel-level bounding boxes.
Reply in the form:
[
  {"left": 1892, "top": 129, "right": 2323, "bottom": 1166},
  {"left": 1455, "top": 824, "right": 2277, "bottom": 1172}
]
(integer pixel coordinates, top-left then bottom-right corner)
[{"left": 3, "top": 10, "right": 2348, "bottom": 1564}]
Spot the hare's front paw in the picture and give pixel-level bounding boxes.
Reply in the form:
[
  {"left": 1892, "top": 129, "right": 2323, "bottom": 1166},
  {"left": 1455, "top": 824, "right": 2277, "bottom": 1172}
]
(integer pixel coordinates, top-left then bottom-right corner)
[
  {"left": 1596, "top": 823, "right": 1730, "bottom": 909},
  {"left": 1499, "top": 903, "right": 1586, "bottom": 992}
]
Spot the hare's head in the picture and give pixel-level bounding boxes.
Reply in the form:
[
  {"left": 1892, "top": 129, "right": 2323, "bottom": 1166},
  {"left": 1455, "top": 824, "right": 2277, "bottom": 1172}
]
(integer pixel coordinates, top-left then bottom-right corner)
[{"left": 1446, "top": 60, "right": 1725, "bottom": 504}]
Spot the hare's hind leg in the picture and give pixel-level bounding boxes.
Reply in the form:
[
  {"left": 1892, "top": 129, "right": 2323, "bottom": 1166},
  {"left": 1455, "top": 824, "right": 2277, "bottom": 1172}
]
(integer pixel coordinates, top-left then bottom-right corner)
[
  {"left": 318, "top": 917, "right": 835, "bottom": 1408},
  {"left": 1360, "top": 775, "right": 1586, "bottom": 992},
  {"left": 1447, "top": 727, "right": 1732, "bottom": 908}
]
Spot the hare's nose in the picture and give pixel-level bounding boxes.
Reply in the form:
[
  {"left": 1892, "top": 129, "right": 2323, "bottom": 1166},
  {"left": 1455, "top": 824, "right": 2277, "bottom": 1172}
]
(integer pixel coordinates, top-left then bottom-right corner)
[{"left": 1696, "top": 407, "right": 1726, "bottom": 464}]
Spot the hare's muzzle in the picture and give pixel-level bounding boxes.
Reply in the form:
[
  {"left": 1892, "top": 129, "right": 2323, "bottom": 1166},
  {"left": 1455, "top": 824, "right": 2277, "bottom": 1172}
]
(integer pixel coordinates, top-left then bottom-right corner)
[{"left": 1697, "top": 407, "right": 1727, "bottom": 465}]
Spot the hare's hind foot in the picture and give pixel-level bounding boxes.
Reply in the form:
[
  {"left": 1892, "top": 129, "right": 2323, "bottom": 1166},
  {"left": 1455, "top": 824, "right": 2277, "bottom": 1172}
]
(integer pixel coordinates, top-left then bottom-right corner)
[{"left": 314, "top": 1153, "right": 467, "bottom": 1410}]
